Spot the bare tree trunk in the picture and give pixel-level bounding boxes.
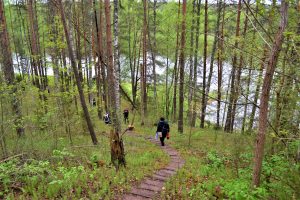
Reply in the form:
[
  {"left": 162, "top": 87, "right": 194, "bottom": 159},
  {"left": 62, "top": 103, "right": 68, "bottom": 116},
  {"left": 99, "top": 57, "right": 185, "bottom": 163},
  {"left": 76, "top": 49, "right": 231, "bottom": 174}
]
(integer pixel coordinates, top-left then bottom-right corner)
[
  {"left": 178, "top": 0, "right": 187, "bottom": 133},
  {"left": 231, "top": 0, "right": 250, "bottom": 132},
  {"left": 28, "top": 0, "right": 41, "bottom": 89},
  {"left": 95, "top": 0, "right": 108, "bottom": 113},
  {"left": 202, "top": 0, "right": 222, "bottom": 127},
  {"left": 200, "top": 0, "right": 208, "bottom": 128},
  {"left": 113, "top": 0, "right": 121, "bottom": 108},
  {"left": 75, "top": 3, "right": 83, "bottom": 84},
  {"left": 104, "top": 0, "right": 125, "bottom": 169},
  {"left": 252, "top": 0, "right": 288, "bottom": 187},
  {"left": 191, "top": 0, "right": 201, "bottom": 127},
  {"left": 248, "top": 47, "right": 268, "bottom": 132},
  {"left": 216, "top": 0, "right": 225, "bottom": 129},
  {"left": 187, "top": 0, "right": 196, "bottom": 125},
  {"left": 57, "top": 0, "right": 98, "bottom": 145},
  {"left": 241, "top": 69, "right": 252, "bottom": 133},
  {"left": 172, "top": 0, "right": 181, "bottom": 123},
  {"left": 141, "top": 0, "right": 148, "bottom": 126},
  {"left": 0, "top": 0, "right": 25, "bottom": 137},
  {"left": 224, "top": 0, "right": 241, "bottom": 132}
]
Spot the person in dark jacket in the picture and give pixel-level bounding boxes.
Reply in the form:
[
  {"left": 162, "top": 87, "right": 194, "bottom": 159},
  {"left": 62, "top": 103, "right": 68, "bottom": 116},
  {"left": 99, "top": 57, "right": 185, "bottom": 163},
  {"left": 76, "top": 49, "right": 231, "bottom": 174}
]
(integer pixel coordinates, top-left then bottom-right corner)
[
  {"left": 123, "top": 109, "right": 129, "bottom": 124},
  {"left": 156, "top": 117, "right": 170, "bottom": 146}
]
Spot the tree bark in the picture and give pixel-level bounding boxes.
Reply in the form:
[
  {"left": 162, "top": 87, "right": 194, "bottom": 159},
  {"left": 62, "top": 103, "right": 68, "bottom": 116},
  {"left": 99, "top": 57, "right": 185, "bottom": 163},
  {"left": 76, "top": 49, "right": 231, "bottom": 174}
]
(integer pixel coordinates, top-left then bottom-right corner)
[
  {"left": 191, "top": 0, "right": 201, "bottom": 127},
  {"left": 187, "top": 0, "right": 196, "bottom": 126},
  {"left": 104, "top": 0, "right": 125, "bottom": 169},
  {"left": 202, "top": 0, "right": 222, "bottom": 127},
  {"left": 200, "top": 0, "right": 208, "bottom": 128},
  {"left": 178, "top": 0, "right": 186, "bottom": 133},
  {"left": 216, "top": 0, "right": 225, "bottom": 129},
  {"left": 0, "top": 0, "right": 25, "bottom": 137},
  {"left": 172, "top": 0, "right": 181, "bottom": 123},
  {"left": 224, "top": 0, "right": 242, "bottom": 132},
  {"left": 252, "top": 0, "right": 288, "bottom": 187},
  {"left": 141, "top": 0, "right": 148, "bottom": 126},
  {"left": 57, "top": 0, "right": 98, "bottom": 145},
  {"left": 113, "top": 0, "right": 121, "bottom": 108},
  {"left": 248, "top": 47, "right": 268, "bottom": 132}
]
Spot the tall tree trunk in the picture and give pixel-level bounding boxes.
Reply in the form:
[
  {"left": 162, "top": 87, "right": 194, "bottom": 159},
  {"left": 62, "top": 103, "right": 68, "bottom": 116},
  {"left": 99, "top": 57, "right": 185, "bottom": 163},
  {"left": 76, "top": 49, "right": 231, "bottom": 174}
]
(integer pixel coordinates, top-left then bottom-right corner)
[
  {"left": 224, "top": 0, "right": 242, "bottom": 132},
  {"left": 152, "top": 0, "right": 157, "bottom": 103},
  {"left": 231, "top": 0, "right": 250, "bottom": 132},
  {"left": 95, "top": 0, "right": 108, "bottom": 113},
  {"left": 28, "top": 0, "right": 41, "bottom": 89},
  {"left": 216, "top": 0, "right": 225, "bottom": 129},
  {"left": 178, "top": 0, "right": 186, "bottom": 133},
  {"left": 75, "top": 3, "right": 83, "bottom": 84},
  {"left": 191, "top": 0, "right": 201, "bottom": 127},
  {"left": 0, "top": 0, "right": 25, "bottom": 137},
  {"left": 104, "top": 0, "right": 125, "bottom": 170},
  {"left": 113, "top": 0, "right": 121, "bottom": 107},
  {"left": 202, "top": 0, "right": 222, "bottom": 127},
  {"left": 187, "top": 0, "right": 196, "bottom": 125},
  {"left": 141, "top": 0, "right": 148, "bottom": 126},
  {"left": 57, "top": 0, "right": 98, "bottom": 145},
  {"left": 248, "top": 47, "right": 268, "bottom": 132},
  {"left": 172, "top": 0, "right": 181, "bottom": 122},
  {"left": 252, "top": 0, "right": 288, "bottom": 187},
  {"left": 242, "top": 2, "right": 257, "bottom": 133},
  {"left": 241, "top": 69, "right": 252, "bottom": 133},
  {"left": 200, "top": 0, "right": 208, "bottom": 128}
]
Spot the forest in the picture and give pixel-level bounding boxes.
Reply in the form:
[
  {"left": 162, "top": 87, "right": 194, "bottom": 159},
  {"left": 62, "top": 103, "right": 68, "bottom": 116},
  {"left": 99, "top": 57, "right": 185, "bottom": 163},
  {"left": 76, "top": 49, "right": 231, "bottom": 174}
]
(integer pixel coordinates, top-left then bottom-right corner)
[{"left": 0, "top": 0, "right": 299, "bottom": 199}]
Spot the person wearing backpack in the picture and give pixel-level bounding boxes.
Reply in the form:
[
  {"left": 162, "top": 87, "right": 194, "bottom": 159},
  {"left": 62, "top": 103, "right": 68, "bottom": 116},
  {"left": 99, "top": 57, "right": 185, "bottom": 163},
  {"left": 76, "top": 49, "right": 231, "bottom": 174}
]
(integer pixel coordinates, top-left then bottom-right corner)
[
  {"left": 104, "top": 112, "right": 111, "bottom": 124},
  {"left": 156, "top": 117, "right": 170, "bottom": 146},
  {"left": 123, "top": 109, "right": 129, "bottom": 124}
]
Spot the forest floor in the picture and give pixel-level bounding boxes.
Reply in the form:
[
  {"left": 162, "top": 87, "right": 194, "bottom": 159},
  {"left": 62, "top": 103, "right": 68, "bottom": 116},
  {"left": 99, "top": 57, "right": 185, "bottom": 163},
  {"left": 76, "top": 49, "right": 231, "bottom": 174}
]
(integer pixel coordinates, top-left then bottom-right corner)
[
  {"left": 1, "top": 119, "right": 299, "bottom": 199},
  {"left": 121, "top": 131, "right": 185, "bottom": 200}
]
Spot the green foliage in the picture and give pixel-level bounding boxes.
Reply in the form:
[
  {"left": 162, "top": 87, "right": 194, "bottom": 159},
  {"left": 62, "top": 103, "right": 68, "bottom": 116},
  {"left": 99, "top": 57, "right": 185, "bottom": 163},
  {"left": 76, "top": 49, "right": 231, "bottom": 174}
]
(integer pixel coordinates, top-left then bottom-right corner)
[{"left": 159, "top": 128, "right": 300, "bottom": 199}]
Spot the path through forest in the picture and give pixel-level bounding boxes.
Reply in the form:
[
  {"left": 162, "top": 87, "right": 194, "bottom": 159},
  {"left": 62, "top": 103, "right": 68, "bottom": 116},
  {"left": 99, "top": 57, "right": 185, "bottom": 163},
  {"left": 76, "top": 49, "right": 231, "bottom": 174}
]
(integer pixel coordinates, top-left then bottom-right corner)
[{"left": 120, "top": 132, "right": 185, "bottom": 200}]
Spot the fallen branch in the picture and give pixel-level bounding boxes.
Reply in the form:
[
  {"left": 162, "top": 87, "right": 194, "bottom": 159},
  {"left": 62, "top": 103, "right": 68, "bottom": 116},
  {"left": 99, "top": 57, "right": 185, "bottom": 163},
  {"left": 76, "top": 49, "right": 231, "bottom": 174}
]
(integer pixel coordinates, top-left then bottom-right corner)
[{"left": 0, "top": 153, "right": 25, "bottom": 164}]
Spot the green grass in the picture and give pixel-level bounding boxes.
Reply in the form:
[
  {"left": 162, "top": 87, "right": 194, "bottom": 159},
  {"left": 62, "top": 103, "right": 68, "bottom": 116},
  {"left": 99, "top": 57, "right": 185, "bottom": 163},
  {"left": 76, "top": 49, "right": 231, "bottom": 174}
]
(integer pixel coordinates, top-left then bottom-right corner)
[
  {"left": 0, "top": 132, "right": 169, "bottom": 199},
  {"left": 157, "top": 127, "right": 300, "bottom": 199}
]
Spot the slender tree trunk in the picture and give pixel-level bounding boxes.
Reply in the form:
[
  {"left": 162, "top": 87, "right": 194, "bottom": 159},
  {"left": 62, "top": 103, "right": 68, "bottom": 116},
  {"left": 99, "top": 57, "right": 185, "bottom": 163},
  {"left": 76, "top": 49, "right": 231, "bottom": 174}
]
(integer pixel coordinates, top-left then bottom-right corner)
[
  {"left": 75, "top": 4, "right": 83, "bottom": 84},
  {"left": 202, "top": 0, "right": 222, "bottom": 127},
  {"left": 216, "top": 0, "right": 225, "bottom": 129},
  {"left": 231, "top": 0, "right": 250, "bottom": 132},
  {"left": 141, "top": 0, "right": 148, "bottom": 125},
  {"left": 224, "top": 0, "right": 241, "bottom": 132},
  {"left": 252, "top": 0, "right": 288, "bottom": 187},
  {"left": 152, "top": 0, "right": 157, "bottom": 102},
  {"left": 172, "top": 0, "right": 181, "bottom": 122},
  {"left": 28, "top": 0, "right": 41, "bottom": 88},
  {"left": 178, "top": 0, "right": 187, "bottom": 133},
  {"left": 113, "top": 0, "right": 121, "bottom": 108},
  {"left": 0, "top": 0, "right": 25, "bottom": 137},
  {"left": 104, "top": 0, "right": 125, "bottom": 170},
  {"left": 57, "top": 0, "right": 98, "bottom": 145},
  {"left": 248, "top": 47, "right": 268, "bottom": 132},
  {"left": 241, "top": 69, "right": 252, "bottom": 133},
  {"left": 200, "top": 0, "right": 208, "bottom": 128},
  {"left": 165, "top": 35, "right": 170, "bottom": 118},
  {"left": 191, "top": 0, "right": 201, "bottom": 127},
  {"left": 187, "top": 0, "right": 196, "bottom": 125}
]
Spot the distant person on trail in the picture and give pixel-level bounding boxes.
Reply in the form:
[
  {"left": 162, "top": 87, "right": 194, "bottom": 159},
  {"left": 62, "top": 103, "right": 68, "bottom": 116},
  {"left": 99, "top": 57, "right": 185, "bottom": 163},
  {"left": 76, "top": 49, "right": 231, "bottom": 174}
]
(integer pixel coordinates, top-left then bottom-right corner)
[
  {"left": 123, "top": 109, "right": 129, "bottom": 124},
  {"left": 156, "top": 117, "right": 170, "bottom": 146},
  {"left": 104, "top": 112, "right": 111, "bottom": 124}
]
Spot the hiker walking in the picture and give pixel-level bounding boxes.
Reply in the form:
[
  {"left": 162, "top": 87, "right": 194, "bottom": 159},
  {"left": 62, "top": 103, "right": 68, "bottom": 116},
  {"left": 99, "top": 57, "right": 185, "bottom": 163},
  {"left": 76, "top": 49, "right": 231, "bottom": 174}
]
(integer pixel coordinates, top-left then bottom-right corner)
[
  {"left": 103, "top": 112, "right": 111, "bottom": 124},
  {"left": 123, "top": 109, "right": 129, "bottom": 124},
  {"left": 156, "top": 117, "right": 170, "bottom": 146}
]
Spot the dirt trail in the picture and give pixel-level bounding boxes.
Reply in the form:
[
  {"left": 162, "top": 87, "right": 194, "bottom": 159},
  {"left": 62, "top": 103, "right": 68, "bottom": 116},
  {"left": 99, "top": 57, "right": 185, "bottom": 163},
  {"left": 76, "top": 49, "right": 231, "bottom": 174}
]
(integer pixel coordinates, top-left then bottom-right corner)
[{"left": 120, "top": 132, "right": 185, "bottom": 200}]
